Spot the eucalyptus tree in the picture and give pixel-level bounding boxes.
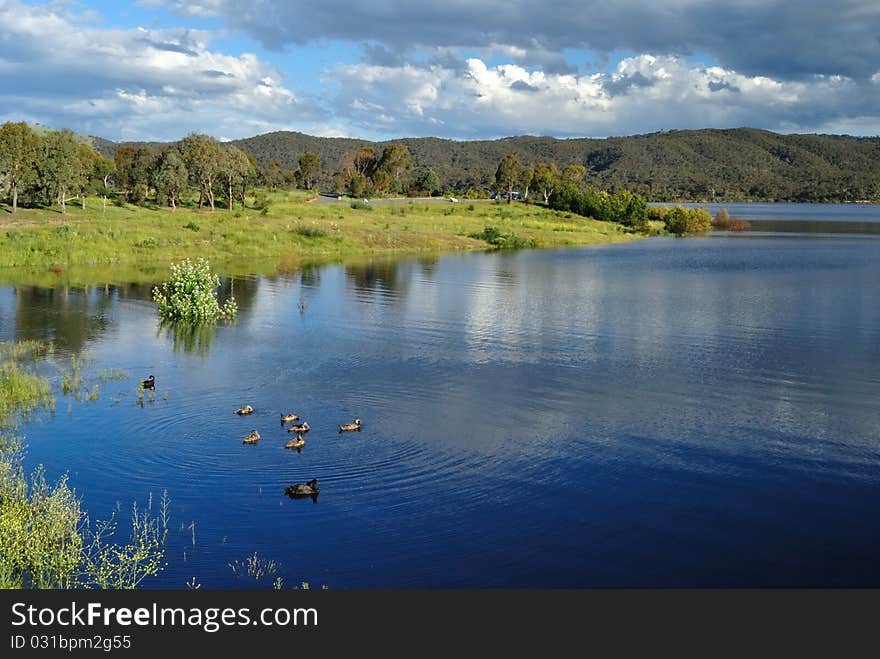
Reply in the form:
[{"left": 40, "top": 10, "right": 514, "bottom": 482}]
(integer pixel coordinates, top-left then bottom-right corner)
[
  {"left": 237, "top": 151, "right": 259, "bottom": 208},
  {"left": 375, "top": 143, "right": 413, "bottom": 194},
  {"left": 218, "top": 145, "right": 256, "bottom": 210},
  {"left": 298, "top": 151, "right": 321, "bottom": 190},
  {"left": 93, "top": 156, "right": 115, "bottom": 211},
  {"left": 341, "top": 146, "right": 378, "bottom": 195},
  {"left": 179, "top": 133, "right": 221, "bottom": 210},
  {"left": 113, "top": 146, "right": 135, "bottom": 198},
  {"left": 532, "top": 162, "right": 560, "bottom": 204},
  {"left": 520, "top": 166, "right": 534, "bottom": 201},
  {"left": 40, "top": 130, "right": 80, "bottom": 214},
  {"left": 495, "top": 154, "right": 525, "bottom": 203},
  {"left": 0, "top": 121, "right": 39, "bottom": 213},
  {"left": 153, "top": 149, "right": 188, "bottom": 211},
  {"left": 561, "top": 164, "right": 587, "bottom": 185},
  {"left": 129, "top": 146, "right": 157, "bottom": 204},
  {"left": 263, "top": 159, "right": 283, "bottom": 190},
  {"left": 414, "top": 167, "right": 442, "bottom": 195},
  {"left": 74, "top": 142, "right": 100, "bottom": 210}
]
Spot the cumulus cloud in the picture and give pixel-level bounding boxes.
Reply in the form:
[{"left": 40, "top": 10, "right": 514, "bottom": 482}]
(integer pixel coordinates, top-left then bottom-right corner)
[
  {"left": 154, "top": 0, "right": 880, "bottom": 80},
  {"left": 3, "top": 0, "right": 878, "bottom": 140},
  {"left": 0, "top": 0, "right": 323, "bottom": 140},
  {"left": 327, "top": 55, "right": 880, "bottom": 138}
]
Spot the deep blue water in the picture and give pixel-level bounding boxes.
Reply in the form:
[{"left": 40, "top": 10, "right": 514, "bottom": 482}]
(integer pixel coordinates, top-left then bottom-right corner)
[{"left": 3, "top": 229, "right": 880, "bottom": 587}]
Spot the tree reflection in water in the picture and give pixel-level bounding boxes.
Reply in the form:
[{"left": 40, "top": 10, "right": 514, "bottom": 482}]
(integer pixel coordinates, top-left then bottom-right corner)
[{"left": 158, "top": 319, "right": 217, "bottom": 356}]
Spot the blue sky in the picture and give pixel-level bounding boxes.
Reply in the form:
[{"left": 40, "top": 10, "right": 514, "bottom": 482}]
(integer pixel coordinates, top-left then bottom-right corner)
[{"left": 3, "top": 0, "right": 879, "bottom": 141}]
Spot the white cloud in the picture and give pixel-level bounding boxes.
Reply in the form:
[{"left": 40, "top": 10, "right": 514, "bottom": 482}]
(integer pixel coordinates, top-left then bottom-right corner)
[
  {"left": 138, "top": 0, "right": 222, "bottom": 17},
  {"left": 0, "top": 0, "right": 324, "bottom": 140},
  {"left": 2, "top": 1, "right": 878, "bottom": 140},
  {"left": 328, "top": 55, "right": 880, "bottom": 138}
]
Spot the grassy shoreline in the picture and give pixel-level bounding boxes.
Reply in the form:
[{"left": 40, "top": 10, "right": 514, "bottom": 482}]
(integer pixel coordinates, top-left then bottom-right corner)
[{"left": 0, "top": 191, "right": 641, "bottom": 286}]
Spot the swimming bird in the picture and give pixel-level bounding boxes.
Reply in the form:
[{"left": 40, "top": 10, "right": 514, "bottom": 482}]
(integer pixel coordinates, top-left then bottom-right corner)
[
  {"left": 142, "top": 375, "right": 155, "bottom": 389},
  {"left": 288, "top": 421, "right": 310, "bottom": 433},
  {"left": 243, "top": 429, "right": 260, "bottom": 444},
  {"left": 234, "top": 405, "right": 254, "bottom": 415},
  {"left": 339, "top": 419, "right": 361, "bottom": 432},
  {"left": 285, "top": 434, "right": 306, "bottom": 450},
  {"left": 280, "top": 413, "right": 300, "bottom": 423},
  {"left": 285, "top": 479, "right": 319, "bottom": 497}
]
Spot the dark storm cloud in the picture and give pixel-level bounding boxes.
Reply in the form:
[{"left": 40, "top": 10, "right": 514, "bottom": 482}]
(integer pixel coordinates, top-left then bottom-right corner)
[{"left": 173, "top": 0, "right": 880, "bottom": 80}]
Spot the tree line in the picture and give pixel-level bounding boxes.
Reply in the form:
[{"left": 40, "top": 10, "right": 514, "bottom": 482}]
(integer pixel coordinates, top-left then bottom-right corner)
[
  {"left": 0, "top": 121, "right": 713, "bottom": 235},
  {"left": 0, "top": 122, "right": 114, "bottom": 214},
  {"left": 492, "top": 153, "right": 712, "bottom": 235},
  {"left": 0, "top": 121, "right": 326, "bottom": 214},
  {"left": 492, "top": 154, "right": 650, "bottom": 230}
]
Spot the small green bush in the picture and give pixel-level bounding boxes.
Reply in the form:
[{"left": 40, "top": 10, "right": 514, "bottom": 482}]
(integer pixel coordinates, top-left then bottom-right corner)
[
  {"left": 252, "top": 191, "right": 270, "bottom": 211},
  {"left": 350, "top": 202, "right": 373, "bottom": 211},
  {"left": 470, "top": 226, "right": 534, "bottom": 249},
  {"left": 665, "top": 206, "right": 712, "bottom": 235},
  {"left": 152, "top": 258, "right": 237, "bottom": 322},
  {"left": 647, "top": 205, "right": 669, "bottom": 221},
  {"left": 183, "top": 221, "right": 200, "bottom": 232},
  {"left": 293, "top": 225, "right": 327, "bottom": 239}
]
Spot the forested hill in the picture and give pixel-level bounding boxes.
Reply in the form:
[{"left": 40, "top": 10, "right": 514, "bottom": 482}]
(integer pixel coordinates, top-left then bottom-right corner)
[{"left": 93, "top": 128, "right": 880, "bottom": 202}]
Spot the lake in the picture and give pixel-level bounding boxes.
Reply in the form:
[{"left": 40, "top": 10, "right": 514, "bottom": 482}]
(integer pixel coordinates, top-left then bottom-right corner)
[{"left": 3, "top": 208, "right": 880, "bottom": 587}]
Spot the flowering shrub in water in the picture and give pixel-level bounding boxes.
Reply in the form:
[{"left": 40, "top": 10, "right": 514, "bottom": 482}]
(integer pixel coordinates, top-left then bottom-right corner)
[{"left": 152, "top": 258, "right": 237, "bottom": 322}]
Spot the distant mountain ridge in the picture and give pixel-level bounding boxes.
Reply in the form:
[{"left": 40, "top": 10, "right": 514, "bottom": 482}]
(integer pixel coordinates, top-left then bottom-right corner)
[{"left": 91, "top": 128, "right": 880, "bottom": 202}]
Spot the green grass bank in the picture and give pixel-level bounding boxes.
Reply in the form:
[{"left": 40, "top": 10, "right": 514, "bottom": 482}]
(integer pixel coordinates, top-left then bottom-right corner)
[{"left": 0, "top": 191, "right": 641, "bottom": 286}]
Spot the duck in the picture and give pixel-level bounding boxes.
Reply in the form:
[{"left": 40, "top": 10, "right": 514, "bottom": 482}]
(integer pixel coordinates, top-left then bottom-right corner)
[
  {"left": 280, "top": 413, "right": 300, "bottom": 423},
  {"left": 142, "top": 375, "right": 155, "bottom": 389},
  {"left": 234, "top": 405, "right": 254, "bottom": 415},
  {"left": 285, "top": 479, "right": 319, "bottom": 498},
  {"left": 339, "top": 418, "right": 362, "bottom": 433},
  {"left": 242, "top": 429, "right": 260, "bottom": 444},
  {"left": 288, "top": 421, "right": 310, "bottom": 433},
  {"left": 285, "top": 434, "right": 306, "bottom": 450}
]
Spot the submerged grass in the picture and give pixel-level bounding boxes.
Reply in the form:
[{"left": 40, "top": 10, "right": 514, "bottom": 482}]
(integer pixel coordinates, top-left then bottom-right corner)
[
  {"left": 0, "top": 340, "right": 52, "bottom": 362},
  {"left": 0, "top": 192, "right": 640, "bottom": 286},
  {"left": 0, "top": 365, "right": 53, "bottom": 428},
  {"left": 0, "top": 340, "right": 166, "bottom": 589}
]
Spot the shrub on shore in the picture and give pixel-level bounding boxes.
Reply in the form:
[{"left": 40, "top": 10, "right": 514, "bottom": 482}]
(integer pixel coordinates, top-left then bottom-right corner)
[
  {"left": 470, "top": 226, "right": 535, "bottom": 249},
  {"left": 665, "top": 206, "right": 713, "bottom": 235}
]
